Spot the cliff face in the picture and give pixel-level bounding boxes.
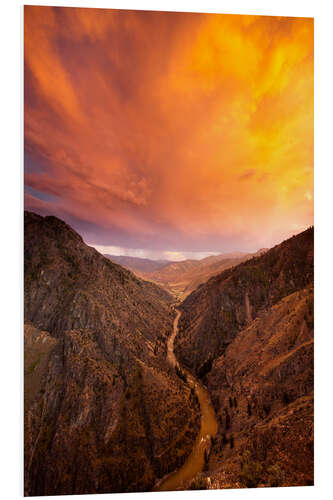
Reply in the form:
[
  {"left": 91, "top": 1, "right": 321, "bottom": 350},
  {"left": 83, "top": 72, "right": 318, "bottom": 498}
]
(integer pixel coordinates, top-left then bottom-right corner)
[
  {"left": 174, "top": 227, "right": 314, "bottom": 488},
  {"left": 175, "top": 227, "right": 313, "bottom": 374},
  {"left": 24, "top": 212, "right": 200, "bottom": 496}
]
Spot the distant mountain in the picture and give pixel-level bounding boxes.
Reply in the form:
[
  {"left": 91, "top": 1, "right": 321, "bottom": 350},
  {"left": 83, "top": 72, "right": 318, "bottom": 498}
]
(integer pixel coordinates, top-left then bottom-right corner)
[
  {"left": 142, "top": 249, "right": 267, "bottom": 298},
  {"left": 174, "top": 227, "right": 313, "bottom": 488},
  {"left": 105, "top": 254, "right": 172, "bottom": 273},
  {"left": 24, "top": 212, "right": 200, "bottom": 496}
]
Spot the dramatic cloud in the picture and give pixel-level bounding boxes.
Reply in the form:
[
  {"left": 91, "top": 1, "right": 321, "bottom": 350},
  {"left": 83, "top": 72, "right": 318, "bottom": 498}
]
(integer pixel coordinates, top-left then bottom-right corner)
[{"left": 24, "top": 6, "right": 313, "bottom": 256}]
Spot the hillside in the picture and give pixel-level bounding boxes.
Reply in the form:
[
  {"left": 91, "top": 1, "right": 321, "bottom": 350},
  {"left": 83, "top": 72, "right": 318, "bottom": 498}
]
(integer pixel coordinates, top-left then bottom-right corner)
[
  {"left": 135, "top": 250, "right": 266, "bottom": 299},
  {"left": 206, "top": 285, "right": 313, "bottom": 488},
  {"left": 24, "top": 212, "right": 200, "bottom": 496},
  {"left": 175, "top": 227, "right": 313, "bottom": 373},
  {"left": 174, "top": 227, "right": 314, "bottom": 488},
  {"left": 105, "top": 254, "right": 172, "bottom": 274}
]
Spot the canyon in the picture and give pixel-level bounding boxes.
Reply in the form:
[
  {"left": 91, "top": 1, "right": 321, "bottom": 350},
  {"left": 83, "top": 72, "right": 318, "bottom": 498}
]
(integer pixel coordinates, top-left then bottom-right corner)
[{"left": 24, "top": 211, "right": 314, "bottom": 495}]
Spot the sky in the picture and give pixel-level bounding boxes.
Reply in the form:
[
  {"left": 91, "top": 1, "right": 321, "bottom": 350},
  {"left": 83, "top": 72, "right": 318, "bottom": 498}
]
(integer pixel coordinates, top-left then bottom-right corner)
[{"left": 24, "top": 6, "right": 313, "bottom": 261}]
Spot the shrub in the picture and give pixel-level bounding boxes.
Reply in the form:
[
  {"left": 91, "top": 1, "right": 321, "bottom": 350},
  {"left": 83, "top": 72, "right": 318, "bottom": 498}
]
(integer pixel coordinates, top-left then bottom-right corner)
[
  {"left": 222, "top": 433, "right": 228, "bottom": 445},
  {"left": 263, "top": 404, "right": 271, "bottom": 417},
  {"left": 204, "top": 448, "right": 209, "bottom": 463},
  {"left": 282, "top": 392, "right": 290, "bottom": 405},
  {"left": 267, "top": 464, "right": 283, "bottom": 487},
  {"left": 226, "top": 413, "right": 231, "bottom": 430},
  {"left": 189, "top": 475, "right": 207, "bottom": 490},
  {"left": 240, "top": 451, "right": 263, "bottom": 488},
  {"left": 175, "top": 365, "right": 187, "bottom": 383}
]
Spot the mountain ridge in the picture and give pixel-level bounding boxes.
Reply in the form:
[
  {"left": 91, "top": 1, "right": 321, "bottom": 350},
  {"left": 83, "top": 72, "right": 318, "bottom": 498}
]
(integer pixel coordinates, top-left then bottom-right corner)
[
  {"left": 24, "top": 210, "right": 200, "bottom": 496},
  {"left": 105, "top": 254, "right": 173, "bottom": 273}
]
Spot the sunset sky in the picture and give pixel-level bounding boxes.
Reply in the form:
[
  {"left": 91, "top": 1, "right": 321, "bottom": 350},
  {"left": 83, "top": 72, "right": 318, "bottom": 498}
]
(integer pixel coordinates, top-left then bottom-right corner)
[{"left": 24, "top": 6, "right": 313, "bottom": 261}]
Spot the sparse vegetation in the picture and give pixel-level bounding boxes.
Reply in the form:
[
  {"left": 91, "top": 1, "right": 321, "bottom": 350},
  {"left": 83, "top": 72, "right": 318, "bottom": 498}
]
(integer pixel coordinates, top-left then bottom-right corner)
[
  {"left": 240, "top": 451, "right": 263, "bottom": 488},
  {"left": 267, "top": 464, "right": 283, "bottom": 487},
  {"left": 175, "top": 364, "right": 187, "bottom": 383},
  {"left": 189, "top": 475, "right": 208, "bottom": 490}
]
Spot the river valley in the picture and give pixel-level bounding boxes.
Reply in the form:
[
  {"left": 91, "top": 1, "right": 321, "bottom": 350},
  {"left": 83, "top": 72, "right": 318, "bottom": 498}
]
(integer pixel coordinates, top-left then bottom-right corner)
[{"left": 156, "top": 309, "right": 218, "bottom": 491}]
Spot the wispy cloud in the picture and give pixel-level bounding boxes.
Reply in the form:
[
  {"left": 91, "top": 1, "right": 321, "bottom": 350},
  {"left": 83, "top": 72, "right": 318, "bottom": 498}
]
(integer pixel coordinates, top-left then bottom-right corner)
[
  {"left": 24, "top": 7, "right": 313, "bottom": 252},
  {"left": 238, "top": 169, "right": 256, "bottom": 181}
]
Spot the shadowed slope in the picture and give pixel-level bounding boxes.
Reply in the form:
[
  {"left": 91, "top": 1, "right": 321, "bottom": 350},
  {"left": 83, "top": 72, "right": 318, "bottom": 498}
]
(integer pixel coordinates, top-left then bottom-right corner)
[
  {"left": 207, "top": 285, "right": 313, "bottom": 488},
  {"left": 24, "top": 211, "right": 200, "bottom": 496},
  {"left": 175, "top": 227, "right": 313, "bottom": 373},
  {"left": 174, "top": 227, "right": 313, "bottom": 488}
]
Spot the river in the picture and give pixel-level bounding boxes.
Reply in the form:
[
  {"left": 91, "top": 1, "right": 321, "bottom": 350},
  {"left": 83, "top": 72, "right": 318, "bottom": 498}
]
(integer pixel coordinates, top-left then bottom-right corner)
[{"left": 155, "top": 309, "right": 218, "bottom": 491}]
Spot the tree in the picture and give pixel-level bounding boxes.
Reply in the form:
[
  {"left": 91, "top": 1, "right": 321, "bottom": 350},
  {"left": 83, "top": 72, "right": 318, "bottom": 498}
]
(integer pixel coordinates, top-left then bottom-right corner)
[
  {"left": 226, "top": 413, "right": 231, "bottom": 430},
  {"left": 204, "top": 448, "right": 209, "bottom": 463},
  {"left": 247, "top": 402, "right": 252, "bottom": 417}
]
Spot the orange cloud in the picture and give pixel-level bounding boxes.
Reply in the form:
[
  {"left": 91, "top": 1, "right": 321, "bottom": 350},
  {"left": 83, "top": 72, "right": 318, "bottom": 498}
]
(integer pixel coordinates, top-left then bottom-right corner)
[{"left": 24, "top": 7, "right": 313, "bottom": 253}]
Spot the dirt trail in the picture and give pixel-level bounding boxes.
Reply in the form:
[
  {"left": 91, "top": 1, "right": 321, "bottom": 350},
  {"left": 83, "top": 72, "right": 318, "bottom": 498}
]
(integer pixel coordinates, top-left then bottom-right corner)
[{"left": 155, "top": 309, "right": 218, "bottom": 491}]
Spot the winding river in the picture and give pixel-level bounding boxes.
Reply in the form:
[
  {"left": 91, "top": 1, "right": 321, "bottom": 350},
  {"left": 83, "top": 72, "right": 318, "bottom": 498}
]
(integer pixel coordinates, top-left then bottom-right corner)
[{"left": 155, "top": 309, "right": 218, "bottom": 491}]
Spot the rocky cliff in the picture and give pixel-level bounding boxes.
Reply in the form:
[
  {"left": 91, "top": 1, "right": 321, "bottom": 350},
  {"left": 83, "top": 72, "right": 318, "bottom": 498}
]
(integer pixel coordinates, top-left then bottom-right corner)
[{"left": 24, "top": 211, "right": 200, "bottom": 496}]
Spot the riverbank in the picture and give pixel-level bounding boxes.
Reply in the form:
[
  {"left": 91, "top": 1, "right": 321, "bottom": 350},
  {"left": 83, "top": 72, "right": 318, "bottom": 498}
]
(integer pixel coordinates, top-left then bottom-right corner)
[{"left": 155, "top": 309, "right": 218, "bottom": 491}]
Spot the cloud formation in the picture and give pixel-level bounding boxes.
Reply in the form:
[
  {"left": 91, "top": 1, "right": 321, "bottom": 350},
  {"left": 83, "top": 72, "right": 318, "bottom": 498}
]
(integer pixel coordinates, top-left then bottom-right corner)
[{"left": 24, "top": 7, "right": 313, "bottom": 255}]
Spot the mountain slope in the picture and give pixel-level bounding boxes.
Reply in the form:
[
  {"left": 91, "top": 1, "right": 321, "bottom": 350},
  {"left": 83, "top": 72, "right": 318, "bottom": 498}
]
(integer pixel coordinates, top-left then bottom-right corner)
[
  {"left": 207, "top": 285, "right": 313, "bottom": 488},
  {"left": 138, "top": 251, "right": 266, "bottom": 298},
  {"left": 24, "top": 212, "right": 200, "bottom": 496},
  {"left": 105, "top": 254, "right": 172, "bottom": 273},
  {"left": 173, "top": 227, "right": 314, "bottom": 488},
  {"left": 182, "top": 249, "right": 267, "bottom": 297},
  {"left": 175, "top": 227, "right": 313, "bottom": 374},
  {"left": 24, "top": 212, "right": 173, "bottom": 340}
]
